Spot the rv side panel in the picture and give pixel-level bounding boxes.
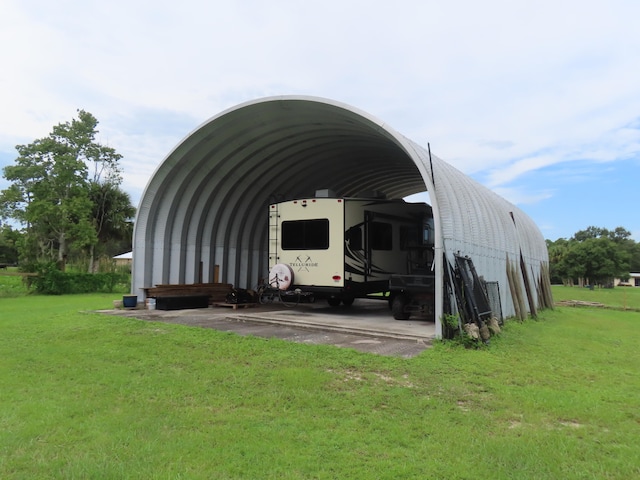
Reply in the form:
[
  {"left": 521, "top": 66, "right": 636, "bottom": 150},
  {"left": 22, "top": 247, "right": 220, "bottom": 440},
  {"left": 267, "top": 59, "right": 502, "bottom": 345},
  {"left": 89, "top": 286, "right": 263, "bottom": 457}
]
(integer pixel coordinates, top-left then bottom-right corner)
[{"left": 270, "top": 198, "right": 345, "bottom": 288}]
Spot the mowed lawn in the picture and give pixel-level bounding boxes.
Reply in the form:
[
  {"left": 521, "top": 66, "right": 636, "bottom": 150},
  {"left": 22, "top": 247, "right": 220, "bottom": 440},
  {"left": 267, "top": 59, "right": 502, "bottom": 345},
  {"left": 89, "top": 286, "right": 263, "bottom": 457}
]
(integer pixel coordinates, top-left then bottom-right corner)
[{"left": 0, "top": 289, "right": 639, "bottom": 479}]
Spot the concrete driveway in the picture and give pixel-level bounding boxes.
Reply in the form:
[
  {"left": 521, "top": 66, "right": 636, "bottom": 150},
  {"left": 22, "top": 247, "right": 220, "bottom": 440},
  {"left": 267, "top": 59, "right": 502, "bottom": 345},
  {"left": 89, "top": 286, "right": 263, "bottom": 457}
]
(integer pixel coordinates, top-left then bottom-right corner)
[{"left": 100, "top": 298, "right": 435, "bottom": 358}]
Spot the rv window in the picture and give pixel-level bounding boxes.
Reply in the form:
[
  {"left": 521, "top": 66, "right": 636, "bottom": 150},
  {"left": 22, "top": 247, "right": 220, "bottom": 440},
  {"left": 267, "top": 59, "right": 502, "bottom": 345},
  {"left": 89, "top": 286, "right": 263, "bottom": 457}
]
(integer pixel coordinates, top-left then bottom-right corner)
[
  {"left": 281, "top": 219, "right": 329, "bottom": 250},
  {"left": 400, "top": 226, "right": 420, "bottom": 250},
  {"left": 371, "top": 222, "right": 392, "bottom": 250},
  {"left": 400, "top": 224, "right": 433, "bottom": 249},
  {"left": 423, "top": 225, "right": 432, "bottom": 245}
]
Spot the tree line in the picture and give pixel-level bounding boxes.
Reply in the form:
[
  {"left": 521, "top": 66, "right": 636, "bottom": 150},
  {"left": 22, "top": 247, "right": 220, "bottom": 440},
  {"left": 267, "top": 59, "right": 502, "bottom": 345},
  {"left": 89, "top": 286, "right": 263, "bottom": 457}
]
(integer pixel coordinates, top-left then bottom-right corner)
[
  {"left": 0, "top": 110, "right": 135, "bottom": 272},
  {"left": 547, "top": 226, "right": 640, "bottom": 287}
]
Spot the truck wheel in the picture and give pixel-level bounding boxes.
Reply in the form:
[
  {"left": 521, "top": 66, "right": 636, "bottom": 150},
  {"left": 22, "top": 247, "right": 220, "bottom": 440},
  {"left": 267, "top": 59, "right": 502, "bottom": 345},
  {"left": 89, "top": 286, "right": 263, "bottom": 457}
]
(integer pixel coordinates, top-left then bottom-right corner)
[
  {"left": 392, "top": 295, "right": 411, "bottom": 320},
  {"left": 388, "top": 294, "right": 395, "bottom": 310},
  {"left": 342, "top": 296, "right": 355, "bottom": 307},
  {"left": 327, "top": 297, "right": 341, "bottom": 307}
]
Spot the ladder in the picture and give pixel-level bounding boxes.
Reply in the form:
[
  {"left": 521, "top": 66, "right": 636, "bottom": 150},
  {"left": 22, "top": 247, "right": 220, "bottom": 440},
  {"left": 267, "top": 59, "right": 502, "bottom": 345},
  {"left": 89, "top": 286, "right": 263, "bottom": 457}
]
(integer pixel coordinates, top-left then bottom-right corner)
[{"left": 268, "top": 204, "right": 279, "bottom": 270}]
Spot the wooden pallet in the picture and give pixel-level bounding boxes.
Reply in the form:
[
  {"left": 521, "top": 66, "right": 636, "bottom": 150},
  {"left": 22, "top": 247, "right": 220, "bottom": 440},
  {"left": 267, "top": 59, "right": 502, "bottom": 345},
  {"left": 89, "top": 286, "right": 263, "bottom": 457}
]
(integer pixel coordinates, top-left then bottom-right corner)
[{"left": 213, "top": 302, "right": 257, "bottom": 310}]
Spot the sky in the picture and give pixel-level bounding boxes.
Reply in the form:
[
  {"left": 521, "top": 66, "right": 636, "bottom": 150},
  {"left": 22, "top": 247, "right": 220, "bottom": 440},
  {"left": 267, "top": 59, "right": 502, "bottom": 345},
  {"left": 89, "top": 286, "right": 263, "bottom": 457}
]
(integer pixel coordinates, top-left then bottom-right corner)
[{"left": 1, "top": 0, "right": 638, "bottom": 241}]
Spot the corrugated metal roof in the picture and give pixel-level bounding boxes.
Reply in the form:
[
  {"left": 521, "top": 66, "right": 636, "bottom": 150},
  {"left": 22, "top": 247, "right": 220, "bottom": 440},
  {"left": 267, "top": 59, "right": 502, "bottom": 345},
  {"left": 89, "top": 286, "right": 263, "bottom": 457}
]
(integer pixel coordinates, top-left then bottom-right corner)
[{"left": 132, "top": 95, "right": 549, "bottom": 335}]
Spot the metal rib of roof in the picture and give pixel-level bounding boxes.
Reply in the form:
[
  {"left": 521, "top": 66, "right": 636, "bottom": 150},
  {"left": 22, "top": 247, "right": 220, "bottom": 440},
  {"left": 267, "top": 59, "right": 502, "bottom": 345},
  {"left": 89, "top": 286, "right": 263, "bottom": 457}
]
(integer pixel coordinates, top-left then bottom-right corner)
[{"left": 132, "top": 95, "right": 549, "bottom": 328}]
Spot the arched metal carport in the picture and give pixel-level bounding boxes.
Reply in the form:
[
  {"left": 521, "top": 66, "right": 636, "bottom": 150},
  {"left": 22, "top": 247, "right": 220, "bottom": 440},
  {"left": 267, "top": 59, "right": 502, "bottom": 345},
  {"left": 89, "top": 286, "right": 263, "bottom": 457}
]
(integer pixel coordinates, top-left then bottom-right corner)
[{"left": 132, "top": 95, "right": 550, "bottom": 337}]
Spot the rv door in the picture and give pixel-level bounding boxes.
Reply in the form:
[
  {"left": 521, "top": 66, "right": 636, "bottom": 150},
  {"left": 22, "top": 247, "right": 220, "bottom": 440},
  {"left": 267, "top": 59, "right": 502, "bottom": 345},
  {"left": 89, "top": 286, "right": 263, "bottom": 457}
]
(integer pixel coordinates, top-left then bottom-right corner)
[
  {"left": 364, "top": 210, "right": 402, "bottom": 280},
  {"left": 364, "top": 210, "right": 394, "bottom": 279},
  {"left": 364, "top": 211, "right": 373, "bottom": 278}
]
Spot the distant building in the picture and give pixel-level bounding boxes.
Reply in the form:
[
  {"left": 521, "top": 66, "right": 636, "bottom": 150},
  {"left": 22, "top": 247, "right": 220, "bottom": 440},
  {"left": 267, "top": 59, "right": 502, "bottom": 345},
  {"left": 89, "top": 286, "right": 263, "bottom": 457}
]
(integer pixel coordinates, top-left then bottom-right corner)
[
  {"left": 113, "top": 251, "right": 132, "bottom": 268},
  {"left": 615, "top": 273, "right": 640, "bottom": 287}
]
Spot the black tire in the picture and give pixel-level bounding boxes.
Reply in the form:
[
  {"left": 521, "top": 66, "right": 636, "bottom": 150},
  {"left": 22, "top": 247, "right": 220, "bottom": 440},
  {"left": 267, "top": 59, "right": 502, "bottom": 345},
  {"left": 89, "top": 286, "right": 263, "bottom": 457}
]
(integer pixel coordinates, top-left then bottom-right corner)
[
  {"left": 392, "top": 295, "right": 411, "bottom": 320},
  {"left": 341, "top": 296, "right": 355, "bottom": 307},
  {"left": 279, "top": 290, "right": 300, "bottom": 308},
  {"left": 388, "top": 294, "right": 395, "bottom": 310},
  {"left": 327, "top": 297, "right": 341, "bottom": 307}
]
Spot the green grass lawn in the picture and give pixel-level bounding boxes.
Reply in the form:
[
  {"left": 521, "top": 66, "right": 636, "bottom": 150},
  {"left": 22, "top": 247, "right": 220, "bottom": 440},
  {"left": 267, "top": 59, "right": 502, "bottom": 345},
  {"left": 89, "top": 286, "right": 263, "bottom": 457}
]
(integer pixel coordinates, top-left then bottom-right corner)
[
  {"left": 1, "top": 292, "right": 639, "bottom": 478},
  {"left": 552, "top": 283, "right": 640, "bottom": 310},
  {"left": 0, "top": 270, "right": 29, "bottom": 298}
]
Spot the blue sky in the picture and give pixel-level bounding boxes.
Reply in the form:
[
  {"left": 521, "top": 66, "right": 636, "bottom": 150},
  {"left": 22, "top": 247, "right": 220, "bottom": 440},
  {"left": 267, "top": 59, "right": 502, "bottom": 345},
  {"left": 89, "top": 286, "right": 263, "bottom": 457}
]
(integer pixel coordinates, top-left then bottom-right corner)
[{"left": 1, "top": 0, "right": 638, "bottom": 241}]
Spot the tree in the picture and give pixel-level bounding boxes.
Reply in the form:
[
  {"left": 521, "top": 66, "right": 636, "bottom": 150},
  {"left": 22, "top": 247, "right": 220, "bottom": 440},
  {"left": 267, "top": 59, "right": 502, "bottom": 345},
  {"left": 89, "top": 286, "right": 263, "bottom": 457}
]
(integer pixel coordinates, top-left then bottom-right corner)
[
  {"left": 87, "top": 181, "right": 135, "bottom": 272},
  {"left": 560, "top": 237, "right": 629, "bottom": 287},
  {"left": 2, "top": 135, "right": 92, "bottom": 261},
  {"left": 609, "top": 226, "right": 632, "bottom": 243},
  {"left": 629, "top": 243, "right": 640, "bottom": 272},
  {"left": 0, "top": 110, "right": 134, "bottom": 269},
  {"left": 546, "top": 238, "right": 571, "bottom": 284},
  {"left": 605, "top": 227, "right": 640, "bottom": 274},
  {"left": 572, "top": 226, "right": 609, "bottom": 242},
  {"left": 550, "top": 227, "right": 634, "bottom": 287},
  {"left": 0, "top": 224, "right": 21, "bottom": 264},
  {"left": 573, "top": 226, "right": 639, "bottom": 276}
]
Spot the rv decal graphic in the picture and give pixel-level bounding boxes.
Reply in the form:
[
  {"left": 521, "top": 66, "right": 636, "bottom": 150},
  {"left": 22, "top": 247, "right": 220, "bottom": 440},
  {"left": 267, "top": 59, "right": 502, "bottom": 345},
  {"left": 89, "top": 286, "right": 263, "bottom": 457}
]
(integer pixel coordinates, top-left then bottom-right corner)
[
  {"left": 344, "top": 226, "right": 394, "bottom": 277},
  {"left": 291, "top": 256, "right": 318, "bottom": 272}
]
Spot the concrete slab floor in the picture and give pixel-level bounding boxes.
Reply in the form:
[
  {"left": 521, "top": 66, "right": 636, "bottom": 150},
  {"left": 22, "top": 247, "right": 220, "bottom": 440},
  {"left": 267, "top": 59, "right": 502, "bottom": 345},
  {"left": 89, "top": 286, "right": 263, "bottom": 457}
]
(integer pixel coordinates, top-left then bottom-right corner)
[{"left": 99, "top": 298, "right": 436, "bottom": 358}]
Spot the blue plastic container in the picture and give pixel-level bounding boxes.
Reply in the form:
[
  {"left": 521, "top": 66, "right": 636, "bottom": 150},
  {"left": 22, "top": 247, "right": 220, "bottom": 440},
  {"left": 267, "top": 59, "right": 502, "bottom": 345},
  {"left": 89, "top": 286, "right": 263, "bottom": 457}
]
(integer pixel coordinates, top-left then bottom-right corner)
[{"left": 123, "top": 295, "right": 138, "bottom": 308}]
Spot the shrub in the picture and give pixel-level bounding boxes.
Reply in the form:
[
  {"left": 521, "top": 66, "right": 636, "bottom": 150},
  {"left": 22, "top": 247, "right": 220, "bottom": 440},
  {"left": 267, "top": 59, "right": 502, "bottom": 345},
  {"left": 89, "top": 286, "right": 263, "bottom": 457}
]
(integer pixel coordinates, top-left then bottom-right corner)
[{"left": 24, "top": 262, "right": 129, "bottom": 295}]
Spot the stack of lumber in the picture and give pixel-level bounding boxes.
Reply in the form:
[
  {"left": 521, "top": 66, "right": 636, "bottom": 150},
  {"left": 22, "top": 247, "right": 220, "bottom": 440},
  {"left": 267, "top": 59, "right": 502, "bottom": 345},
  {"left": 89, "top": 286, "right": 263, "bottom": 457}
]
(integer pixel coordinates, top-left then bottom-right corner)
[
  {"left": 143, "top": 283, "right": 233, "bottom": 304},
  {"left": 555, "top": 300, "right": 605, "bottom": 308}
]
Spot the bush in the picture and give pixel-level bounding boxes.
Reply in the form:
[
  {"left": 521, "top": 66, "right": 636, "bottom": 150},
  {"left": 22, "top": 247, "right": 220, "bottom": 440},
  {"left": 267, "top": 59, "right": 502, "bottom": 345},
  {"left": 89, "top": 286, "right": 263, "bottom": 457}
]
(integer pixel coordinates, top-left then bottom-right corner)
[{"left": 25, "top": 262, "right": 129, "bottom": 295}]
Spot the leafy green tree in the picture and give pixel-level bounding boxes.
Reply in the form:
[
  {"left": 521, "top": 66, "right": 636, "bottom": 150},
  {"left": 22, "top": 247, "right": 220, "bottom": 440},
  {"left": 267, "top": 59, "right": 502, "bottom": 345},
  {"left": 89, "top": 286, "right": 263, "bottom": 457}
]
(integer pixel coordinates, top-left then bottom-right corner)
[
  {"left": 572, "top": 226, "right": 609, "bottom": 242},
  {"left": 0, "top": 224, "right": 21, "bottom": 264},
  {"left": 629, "top": 243, "right": 640, "bottom": 272},
  {"left": 546, "top": 238, "right": 571, "bottom": 284},
  {"left": 87, "top": 182, "right": 135, "bottom": 272},
  {"left": 605, "top": 227, "right": 639, "bottom": 274},
  {"left": 548, "top": 226, "right": 637, "bottom": 286},
  {"left": 572, "top": 226, "right": 632, "bottom": 244},
  {"left": 565, "top": 237, "right": 629, "bottom": 285},
  {"left": 557, "top": 236, "right": 630, "bottom": 287},
  {"left": 2, "top": 134, "right": 93, "bottom": 261},
  {"left": 0, "top": 110, "right": 134, "bottom": 269}
]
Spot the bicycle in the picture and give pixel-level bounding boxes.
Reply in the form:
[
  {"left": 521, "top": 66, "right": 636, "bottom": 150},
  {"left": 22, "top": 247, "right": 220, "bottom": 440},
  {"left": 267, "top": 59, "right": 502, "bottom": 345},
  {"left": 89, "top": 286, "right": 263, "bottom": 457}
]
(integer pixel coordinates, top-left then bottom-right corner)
[{"left": 255, "top": 274, "right": 302, "bottom": 307}]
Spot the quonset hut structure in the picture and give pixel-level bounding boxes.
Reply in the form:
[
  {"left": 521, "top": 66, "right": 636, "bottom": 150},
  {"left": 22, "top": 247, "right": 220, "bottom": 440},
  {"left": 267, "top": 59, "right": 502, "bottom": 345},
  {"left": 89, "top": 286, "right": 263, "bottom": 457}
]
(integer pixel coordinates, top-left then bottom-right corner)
[{"left": 132, "top": 96, "right": 552, "bottom": 337}]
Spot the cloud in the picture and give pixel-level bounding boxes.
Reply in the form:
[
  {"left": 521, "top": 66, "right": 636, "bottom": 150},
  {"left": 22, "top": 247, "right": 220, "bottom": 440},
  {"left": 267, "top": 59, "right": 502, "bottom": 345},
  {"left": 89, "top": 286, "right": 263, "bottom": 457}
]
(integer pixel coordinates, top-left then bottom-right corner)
[{"left": 1, "top": 0, "right": 639, "bottom": 239}]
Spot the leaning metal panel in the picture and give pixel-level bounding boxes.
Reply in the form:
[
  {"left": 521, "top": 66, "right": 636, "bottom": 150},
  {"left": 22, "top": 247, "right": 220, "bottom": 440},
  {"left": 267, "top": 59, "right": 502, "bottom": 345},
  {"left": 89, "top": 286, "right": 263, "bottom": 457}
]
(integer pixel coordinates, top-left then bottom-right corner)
[{"left": 485, "top": 281, "right": 503, "bottom": 324}]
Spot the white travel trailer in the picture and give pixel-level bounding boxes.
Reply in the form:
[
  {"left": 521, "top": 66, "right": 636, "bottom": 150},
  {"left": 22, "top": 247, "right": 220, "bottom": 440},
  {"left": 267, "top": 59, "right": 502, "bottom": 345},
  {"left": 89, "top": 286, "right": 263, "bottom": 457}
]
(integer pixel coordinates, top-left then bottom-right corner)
[{"left": 268, "top": 192, "right": 434, "bottom": 306}]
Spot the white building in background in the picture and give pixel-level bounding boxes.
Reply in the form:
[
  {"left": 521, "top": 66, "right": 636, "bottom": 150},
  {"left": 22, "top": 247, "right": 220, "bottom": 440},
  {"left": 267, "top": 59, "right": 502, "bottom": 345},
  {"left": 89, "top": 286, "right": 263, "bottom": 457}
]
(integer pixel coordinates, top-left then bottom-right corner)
[
  {"left": 113, "top": 251, "right": 132, "bottom": 268},
  {"left": 615, "top": 273, "right": 640, "bottom": 287}
]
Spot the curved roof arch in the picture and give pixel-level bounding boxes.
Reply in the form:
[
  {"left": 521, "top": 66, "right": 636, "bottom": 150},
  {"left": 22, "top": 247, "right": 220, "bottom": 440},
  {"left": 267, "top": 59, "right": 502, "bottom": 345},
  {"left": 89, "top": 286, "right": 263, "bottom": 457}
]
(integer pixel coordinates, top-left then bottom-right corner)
[{"left": 132, "top": 95, "right": 549, "bottom": 332}]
